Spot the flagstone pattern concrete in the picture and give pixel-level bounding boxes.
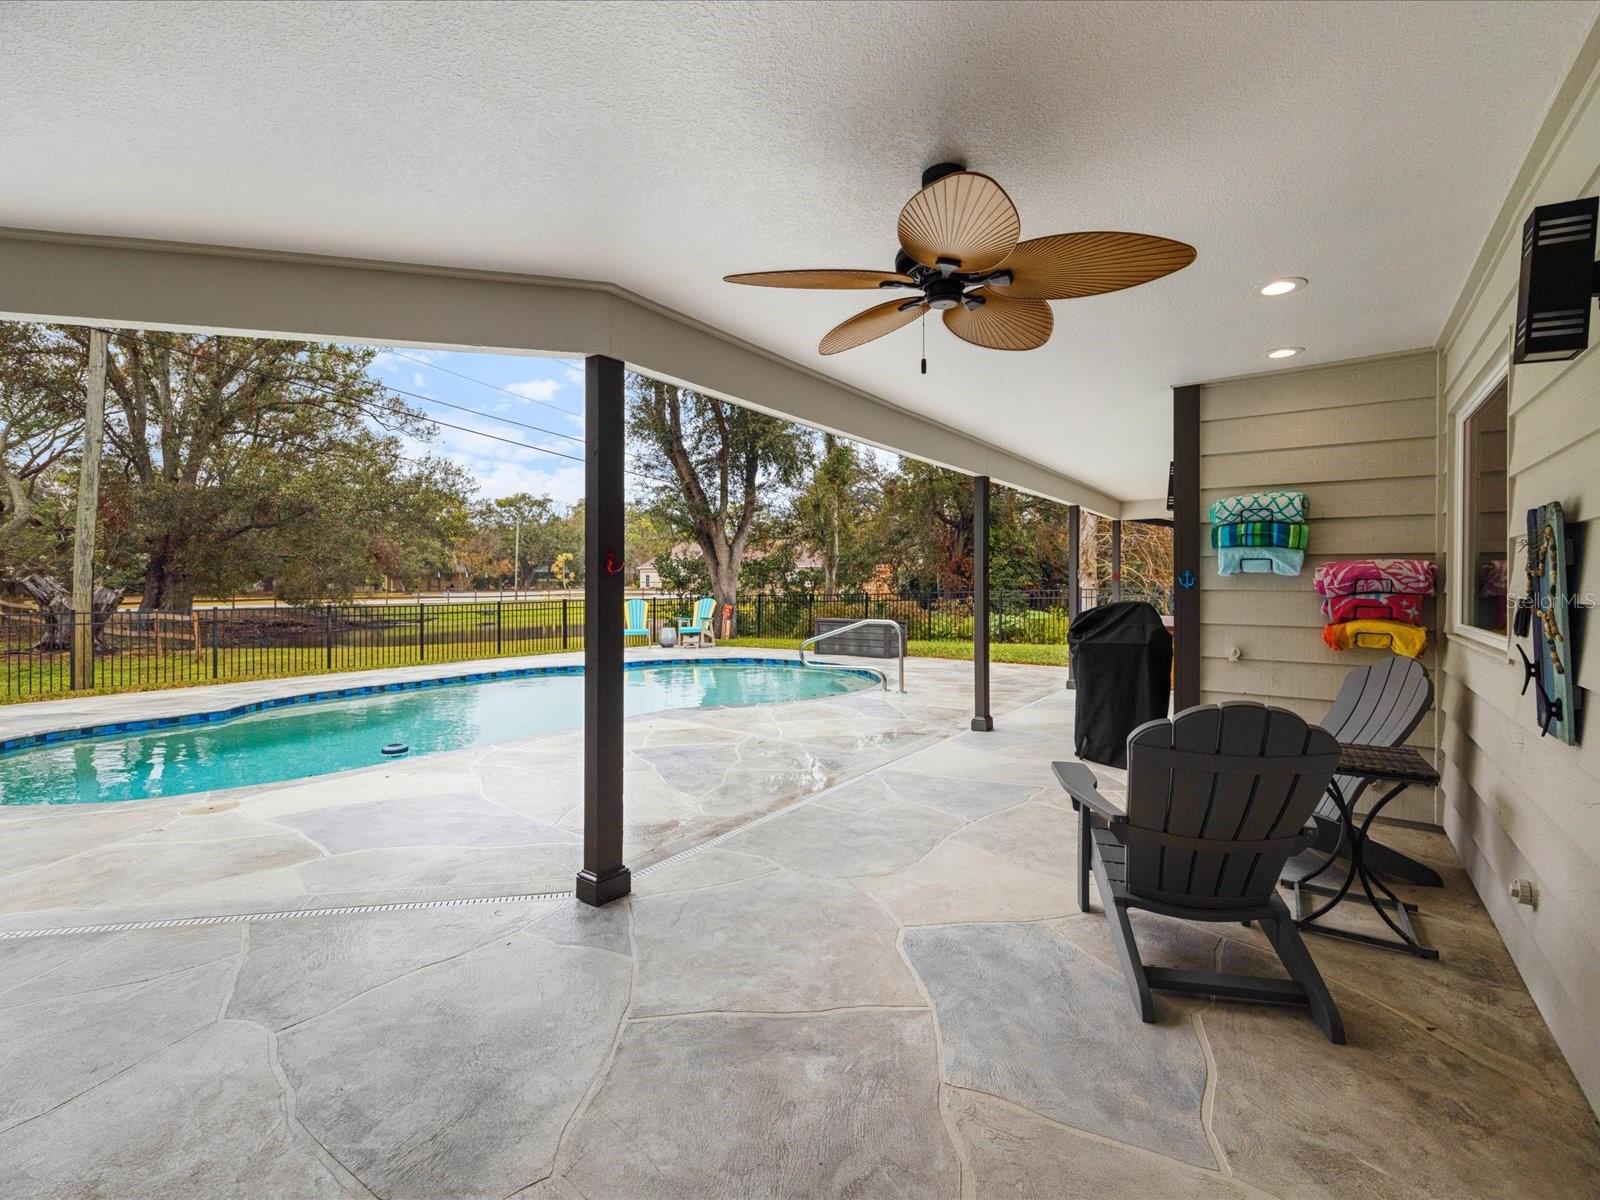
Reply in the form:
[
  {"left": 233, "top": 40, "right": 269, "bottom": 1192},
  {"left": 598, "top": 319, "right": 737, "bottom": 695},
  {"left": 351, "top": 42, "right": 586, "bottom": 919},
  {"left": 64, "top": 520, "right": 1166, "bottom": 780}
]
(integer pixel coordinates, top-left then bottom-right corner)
[{"left": 1, "top": 655, "right": 1597, "bottom": 1197}]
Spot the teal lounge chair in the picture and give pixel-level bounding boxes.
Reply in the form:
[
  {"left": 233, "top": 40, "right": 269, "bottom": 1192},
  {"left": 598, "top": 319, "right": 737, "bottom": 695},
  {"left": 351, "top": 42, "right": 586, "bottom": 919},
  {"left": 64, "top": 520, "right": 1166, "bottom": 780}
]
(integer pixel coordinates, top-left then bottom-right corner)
[
  {"left": 624, "top": 598, "right": 652, "bottom": 645},
  {"left": 677, "top": 597, "right": 717, "bottom": 647}
]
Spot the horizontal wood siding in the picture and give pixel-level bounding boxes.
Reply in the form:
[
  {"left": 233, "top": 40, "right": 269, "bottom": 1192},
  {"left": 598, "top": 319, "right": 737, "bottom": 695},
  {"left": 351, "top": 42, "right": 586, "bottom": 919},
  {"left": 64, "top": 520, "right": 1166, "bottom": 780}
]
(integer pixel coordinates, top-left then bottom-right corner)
[
  {"left": 1435, "top": 21, "right": 1600, "bottom": 1113},
  {"left": 1196, "top": 351, "right": 1441, "bottom": 822}
]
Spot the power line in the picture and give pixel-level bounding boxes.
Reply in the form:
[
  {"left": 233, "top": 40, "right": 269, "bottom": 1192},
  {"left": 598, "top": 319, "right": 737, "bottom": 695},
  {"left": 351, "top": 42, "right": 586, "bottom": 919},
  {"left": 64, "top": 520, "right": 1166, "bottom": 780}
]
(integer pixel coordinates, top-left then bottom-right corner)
[
  {"left": 18, "top": 329, "right": 683, "bottom": 489},
  {"left": 119, "top": 331, "right": 586, "bottom": 448},
  {"left": 111, "top": 329, "right": 588, "bottom": 456},
  {"left": 387, "top": 388, "right": 584, "bottom": 446},
  {"left": 385, "top": 348, "right": 583, "bottom": 422},
  {"left": 112, "top": 329, "right": 687, "bottom": 487}
]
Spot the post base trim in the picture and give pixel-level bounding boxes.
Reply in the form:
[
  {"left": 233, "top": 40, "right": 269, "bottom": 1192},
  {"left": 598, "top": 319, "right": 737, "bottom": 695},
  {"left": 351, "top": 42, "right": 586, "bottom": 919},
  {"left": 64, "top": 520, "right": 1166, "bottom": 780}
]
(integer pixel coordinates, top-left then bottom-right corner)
[
  {"left": 971, "top": 715, "right": 995, "bottom": 732},
  {"left": 576, "top": 865, "right": 632, "bottom": 907}
]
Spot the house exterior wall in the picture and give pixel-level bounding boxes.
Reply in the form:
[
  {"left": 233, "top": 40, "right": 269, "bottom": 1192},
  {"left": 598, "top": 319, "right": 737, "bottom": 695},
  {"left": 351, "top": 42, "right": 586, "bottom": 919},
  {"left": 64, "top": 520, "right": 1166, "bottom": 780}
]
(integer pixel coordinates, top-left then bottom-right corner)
[
  {"left": 1195, "top": 350, "right": 1441, "bottom": 823},
  {"left": 1436, "top": 23, "right": 1600, "bottom": 1112}
]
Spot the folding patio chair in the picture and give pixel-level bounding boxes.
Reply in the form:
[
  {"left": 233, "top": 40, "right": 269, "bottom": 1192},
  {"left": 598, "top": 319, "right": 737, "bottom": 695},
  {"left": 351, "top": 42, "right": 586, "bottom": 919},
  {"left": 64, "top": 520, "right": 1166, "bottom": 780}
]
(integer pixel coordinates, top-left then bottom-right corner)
[
  {"left": 676, "top": 597, "right": 717, "bottom": 647},
  {"left": 1054, "top": 702, "right": 1346, "bottom": 1042},
  {"left": 624, "top": 598, "right": 652, "bottom": 645},
  {"left": 1311, "top": 658, "right": 1438, "bottom": 885}
]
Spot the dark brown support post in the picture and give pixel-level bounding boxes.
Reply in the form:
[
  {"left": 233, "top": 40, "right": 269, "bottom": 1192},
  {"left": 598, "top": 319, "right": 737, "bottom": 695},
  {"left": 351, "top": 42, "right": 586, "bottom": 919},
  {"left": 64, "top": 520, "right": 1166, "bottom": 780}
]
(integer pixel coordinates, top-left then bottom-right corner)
[
  {"left": 577, "top": 355, "right": 631, "bottom": 906},
  {"left": 971, "top": 475, "right": 994, "bottom": 732},
  {"left": 1173, "top": 385, "right": 1202, "bottom": 711},
  {"left": 1111, "top": 519, "right": 1123, "bottom": 603}
]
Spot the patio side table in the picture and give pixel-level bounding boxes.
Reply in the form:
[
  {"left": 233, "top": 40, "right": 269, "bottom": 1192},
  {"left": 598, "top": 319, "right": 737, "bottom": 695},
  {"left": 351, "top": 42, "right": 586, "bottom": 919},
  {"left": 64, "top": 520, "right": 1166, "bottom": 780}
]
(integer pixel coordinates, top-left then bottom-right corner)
[{"left": 1283, "top": 742, "right": 1442, "bottom": 959}]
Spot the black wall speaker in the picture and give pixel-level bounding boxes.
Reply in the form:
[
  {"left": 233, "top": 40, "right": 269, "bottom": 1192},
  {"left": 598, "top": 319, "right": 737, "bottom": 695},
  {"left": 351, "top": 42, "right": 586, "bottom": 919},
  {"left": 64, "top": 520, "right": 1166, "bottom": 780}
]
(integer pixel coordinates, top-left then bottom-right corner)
[{"left": 1514, "top": 196, "right": 1599, "bottom": 364}]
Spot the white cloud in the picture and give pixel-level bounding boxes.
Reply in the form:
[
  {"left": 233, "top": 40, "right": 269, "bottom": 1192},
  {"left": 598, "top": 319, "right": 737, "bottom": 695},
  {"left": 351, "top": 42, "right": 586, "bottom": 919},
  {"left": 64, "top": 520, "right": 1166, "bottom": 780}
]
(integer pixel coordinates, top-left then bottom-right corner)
[
  {"left": 369, "top": 347, "right": 436, "bottom": 375},
  {"left": 508, "top": 378, "right": 561, "bottom": 402},
  {"left": 475, "top": 461, "right": 586, "bottom": 505}
]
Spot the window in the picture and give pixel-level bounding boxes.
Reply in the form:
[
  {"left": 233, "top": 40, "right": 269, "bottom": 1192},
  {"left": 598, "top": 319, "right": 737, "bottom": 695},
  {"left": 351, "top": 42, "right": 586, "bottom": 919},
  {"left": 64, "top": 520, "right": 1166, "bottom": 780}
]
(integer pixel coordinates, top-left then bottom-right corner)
[{"left": 1461, "top": 379, "right": 1508, "bottom": 634}]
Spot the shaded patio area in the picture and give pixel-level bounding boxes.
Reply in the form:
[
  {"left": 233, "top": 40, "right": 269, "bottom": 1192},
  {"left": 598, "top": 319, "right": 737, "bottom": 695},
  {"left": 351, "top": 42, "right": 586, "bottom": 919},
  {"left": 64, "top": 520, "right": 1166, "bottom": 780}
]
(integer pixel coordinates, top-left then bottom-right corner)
[{"left": 2, "top": 671, "right": 1596, "bottom": 1198}]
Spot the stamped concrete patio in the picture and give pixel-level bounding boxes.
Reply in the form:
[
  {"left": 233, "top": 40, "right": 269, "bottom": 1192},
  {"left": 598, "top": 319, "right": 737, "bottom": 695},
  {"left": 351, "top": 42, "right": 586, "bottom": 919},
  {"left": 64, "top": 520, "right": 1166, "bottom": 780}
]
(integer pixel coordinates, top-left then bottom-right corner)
[
  {"left": 0, "top": 650, "right": 1057, "bottom": 929},
  {"left": 2, "top": 656, "right": 1598, "bottom": 1198}
]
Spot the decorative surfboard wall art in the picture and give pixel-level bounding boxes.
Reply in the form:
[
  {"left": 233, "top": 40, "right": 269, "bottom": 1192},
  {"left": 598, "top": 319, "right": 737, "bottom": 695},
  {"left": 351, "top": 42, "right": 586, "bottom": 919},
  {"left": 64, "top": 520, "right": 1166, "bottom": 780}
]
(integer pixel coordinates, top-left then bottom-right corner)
[{"left": 1514, "top": 501, "right": 1580, "bottom": 744}]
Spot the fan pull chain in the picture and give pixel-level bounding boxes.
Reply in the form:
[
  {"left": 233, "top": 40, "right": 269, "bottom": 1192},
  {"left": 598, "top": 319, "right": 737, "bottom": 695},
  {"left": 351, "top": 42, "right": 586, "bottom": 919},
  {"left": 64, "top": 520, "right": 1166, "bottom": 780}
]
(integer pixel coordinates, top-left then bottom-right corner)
[{"left": 920, "top": 311, "right": 927, "bottom": 375}]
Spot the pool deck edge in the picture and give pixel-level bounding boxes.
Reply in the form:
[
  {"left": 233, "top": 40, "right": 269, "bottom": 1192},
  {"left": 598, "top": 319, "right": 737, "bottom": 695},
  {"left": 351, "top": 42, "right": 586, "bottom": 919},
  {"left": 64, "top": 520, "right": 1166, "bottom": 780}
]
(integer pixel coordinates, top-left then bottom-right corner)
[{"left": 0, "top": 647, "right": 878, "bottom": 748}]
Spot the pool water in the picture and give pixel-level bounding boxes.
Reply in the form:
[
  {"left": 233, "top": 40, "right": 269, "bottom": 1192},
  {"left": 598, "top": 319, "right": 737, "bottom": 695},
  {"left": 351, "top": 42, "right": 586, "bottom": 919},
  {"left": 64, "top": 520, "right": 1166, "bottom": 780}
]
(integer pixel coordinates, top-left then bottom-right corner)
[{"left": 0, "top": 660, "right": 875, "bottom": 807}]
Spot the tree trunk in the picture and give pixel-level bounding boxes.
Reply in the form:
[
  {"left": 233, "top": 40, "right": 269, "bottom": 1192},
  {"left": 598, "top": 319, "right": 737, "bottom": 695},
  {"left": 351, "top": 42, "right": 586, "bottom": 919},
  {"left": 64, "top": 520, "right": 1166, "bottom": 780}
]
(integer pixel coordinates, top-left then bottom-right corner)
[
  {"left": 708, "top": 557, "right": 738, "bottom": 638},
  {"left": 19, "top": 574, "right": 123, "bottom": 650},
  {"left": 137, "top": 537, "right": 196, "bottom": 614},
  {"left": 139, "top": 551, "right": 168, "bottom": 613},
  {"left": 823, "top": 497, "right": 839, "bottom": 594}
]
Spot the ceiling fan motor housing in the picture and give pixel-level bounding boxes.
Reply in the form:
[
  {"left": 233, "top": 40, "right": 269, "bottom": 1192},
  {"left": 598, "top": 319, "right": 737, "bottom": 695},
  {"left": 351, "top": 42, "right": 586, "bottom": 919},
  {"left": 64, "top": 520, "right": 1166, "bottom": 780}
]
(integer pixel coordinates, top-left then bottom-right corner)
[{"left": 924, "top": 276, "right": 967, "bottom": 310}]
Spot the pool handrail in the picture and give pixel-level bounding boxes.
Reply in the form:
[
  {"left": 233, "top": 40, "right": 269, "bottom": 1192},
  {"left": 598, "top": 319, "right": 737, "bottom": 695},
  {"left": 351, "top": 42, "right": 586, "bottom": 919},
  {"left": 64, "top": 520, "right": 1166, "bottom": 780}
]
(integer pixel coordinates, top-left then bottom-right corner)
[{"left": 798, "top": 619, "right": 905, "bottom": 693}]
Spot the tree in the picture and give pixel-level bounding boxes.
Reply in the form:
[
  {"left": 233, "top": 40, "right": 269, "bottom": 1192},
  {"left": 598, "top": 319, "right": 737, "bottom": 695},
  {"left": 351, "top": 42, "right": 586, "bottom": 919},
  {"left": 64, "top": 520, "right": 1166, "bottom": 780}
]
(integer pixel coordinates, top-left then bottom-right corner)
[
  {"left": 0, "top": 323, "right": 82, "bottom": 563},
  {"left": 473, "top": 493, "right": 581, "bottom": 587},
  {"left": 871, "top": 460, "right": 976, "bottom": 592},
  {"left": 654, "top": 544, "right": 710, "bottom": 594},
  {"left": 793, "top": 434, "right": 881, "bottom": 593},
  {"left": 1090, "top": 518, "right": 1173, "bottom": 603},
  {"left": 627, "top": 376, "right": 810, "bottom": 632},
  {"left": 267, "top": 450, "right": 474, "bottom": 602},
  {"left": 79, "top": 329, "right": 436, "bottom": 611},
  {"left": 625, "top": 504, "right": 674, "bottom": 584}
]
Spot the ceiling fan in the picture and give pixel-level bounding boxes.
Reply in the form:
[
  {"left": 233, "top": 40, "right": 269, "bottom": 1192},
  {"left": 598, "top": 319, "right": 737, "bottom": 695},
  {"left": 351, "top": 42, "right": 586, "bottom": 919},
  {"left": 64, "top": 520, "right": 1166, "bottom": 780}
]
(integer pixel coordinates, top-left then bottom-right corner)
[{"left": 725, "top": 163, "right": 1196, "bottom": 359}]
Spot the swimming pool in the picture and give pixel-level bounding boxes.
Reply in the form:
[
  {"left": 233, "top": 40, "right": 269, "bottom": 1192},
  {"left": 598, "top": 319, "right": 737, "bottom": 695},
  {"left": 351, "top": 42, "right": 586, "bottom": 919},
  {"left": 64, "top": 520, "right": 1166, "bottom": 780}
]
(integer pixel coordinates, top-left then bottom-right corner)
[{"left": 0, "top": 658, "right": 878, "bottom": 807}]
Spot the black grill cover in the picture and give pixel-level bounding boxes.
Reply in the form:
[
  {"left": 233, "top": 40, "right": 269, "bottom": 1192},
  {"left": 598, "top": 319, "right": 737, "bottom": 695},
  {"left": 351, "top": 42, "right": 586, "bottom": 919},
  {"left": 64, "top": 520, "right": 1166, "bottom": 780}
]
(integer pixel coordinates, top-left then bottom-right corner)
[{"left": 1068, "top": 601, "right": 1172, "bottom": 768}]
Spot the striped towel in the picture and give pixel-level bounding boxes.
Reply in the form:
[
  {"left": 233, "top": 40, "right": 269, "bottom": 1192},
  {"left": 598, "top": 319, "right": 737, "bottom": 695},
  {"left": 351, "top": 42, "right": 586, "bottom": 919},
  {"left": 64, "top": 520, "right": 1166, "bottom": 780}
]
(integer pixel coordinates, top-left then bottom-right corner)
[
  {"left": 1321, "top": 593, "right": 1424, "bottom": 625},
  {"left": 1208, "top": 490, "right": 1309, "bottom": 525},
  {"left": 1212, "top": 521, "right": 1309, "bottom": 550},
  {"left": 1313, "top": 559, "right": 1437, "bottom": 598},
  {"left": 1217, "top": 546, "right": 1304, "bottom": 577}
]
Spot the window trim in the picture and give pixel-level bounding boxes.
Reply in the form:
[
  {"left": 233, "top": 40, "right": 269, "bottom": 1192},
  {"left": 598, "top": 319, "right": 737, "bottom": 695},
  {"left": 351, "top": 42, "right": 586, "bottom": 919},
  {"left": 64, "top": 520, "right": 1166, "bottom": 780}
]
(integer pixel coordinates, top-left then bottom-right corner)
[{"left": 1451, "top": 357, "right": 1512, "bottom": 655}]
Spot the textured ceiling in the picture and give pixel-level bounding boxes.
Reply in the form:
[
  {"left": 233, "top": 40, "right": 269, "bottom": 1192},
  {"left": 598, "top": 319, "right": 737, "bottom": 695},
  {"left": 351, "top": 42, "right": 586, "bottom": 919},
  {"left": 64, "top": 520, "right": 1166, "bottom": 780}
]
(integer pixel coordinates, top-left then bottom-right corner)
[{"left": 2, "top": 0, "right": 1595, "bottom": 500}]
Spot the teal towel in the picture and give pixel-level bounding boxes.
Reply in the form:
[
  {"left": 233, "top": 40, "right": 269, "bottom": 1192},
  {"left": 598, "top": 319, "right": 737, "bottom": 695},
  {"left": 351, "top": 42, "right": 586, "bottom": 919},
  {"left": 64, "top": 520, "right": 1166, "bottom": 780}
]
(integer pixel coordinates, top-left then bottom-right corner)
[
  {"left": 1209, "top": 490, "right": 1309, "bottom": 525},
  {"left": 1217, "top": 545, "right": 1304, "bottom": 577}
]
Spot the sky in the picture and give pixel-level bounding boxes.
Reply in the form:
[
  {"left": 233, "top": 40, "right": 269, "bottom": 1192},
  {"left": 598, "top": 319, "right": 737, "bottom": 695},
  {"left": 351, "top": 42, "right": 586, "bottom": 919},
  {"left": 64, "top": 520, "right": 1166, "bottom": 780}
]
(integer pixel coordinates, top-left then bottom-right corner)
[
  {"left": 364, "top": 345, "right": 900, "bottom": 509},
  {"left": 367, "top": 346, "right": 590, "bottom": 506}
]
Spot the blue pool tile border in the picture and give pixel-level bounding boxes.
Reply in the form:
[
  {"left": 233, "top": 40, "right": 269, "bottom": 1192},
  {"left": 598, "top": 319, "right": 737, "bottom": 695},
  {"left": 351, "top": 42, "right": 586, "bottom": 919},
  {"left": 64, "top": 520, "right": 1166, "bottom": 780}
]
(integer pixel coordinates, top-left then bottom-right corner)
[{"left": 0, "top": 657, "right": 881, "bottom": 757}]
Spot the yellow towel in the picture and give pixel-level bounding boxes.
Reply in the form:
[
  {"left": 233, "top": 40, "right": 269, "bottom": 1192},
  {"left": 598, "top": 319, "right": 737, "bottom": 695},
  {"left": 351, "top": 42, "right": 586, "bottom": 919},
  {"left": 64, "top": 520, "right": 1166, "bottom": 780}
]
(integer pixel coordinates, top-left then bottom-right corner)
[{"left": 1323, "top": 620, "right": 1427, "bottom": 658}]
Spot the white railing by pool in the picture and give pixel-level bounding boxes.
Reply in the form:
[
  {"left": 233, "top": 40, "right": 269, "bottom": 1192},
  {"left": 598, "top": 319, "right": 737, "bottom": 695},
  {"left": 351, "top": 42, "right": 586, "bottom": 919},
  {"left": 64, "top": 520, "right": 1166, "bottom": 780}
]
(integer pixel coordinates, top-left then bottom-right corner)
[{"left": 798, "top": 619, "right": 906, "bottom": 693}]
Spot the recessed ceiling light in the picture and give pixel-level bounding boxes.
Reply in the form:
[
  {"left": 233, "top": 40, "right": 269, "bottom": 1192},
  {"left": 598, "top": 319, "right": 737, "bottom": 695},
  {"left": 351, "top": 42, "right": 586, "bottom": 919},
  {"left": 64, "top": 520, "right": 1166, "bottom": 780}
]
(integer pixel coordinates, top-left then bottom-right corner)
[
  {"left": 1266, "top": 347, "right": 1303, "bottom": 359},
  {"left": 1260, "top": 277, "right": 1306, "bottom": 296}
]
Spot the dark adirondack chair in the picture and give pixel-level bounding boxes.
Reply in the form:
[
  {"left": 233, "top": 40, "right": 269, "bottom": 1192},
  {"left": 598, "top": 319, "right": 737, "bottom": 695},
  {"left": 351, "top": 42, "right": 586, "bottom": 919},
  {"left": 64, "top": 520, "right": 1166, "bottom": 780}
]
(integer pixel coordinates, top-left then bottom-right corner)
[
  {"left": 1054, "top": 703, "right": 1346, "bottom": 1042},
  {"left": 1311, "top": 658, "right": 1439, "bottom": 886}
]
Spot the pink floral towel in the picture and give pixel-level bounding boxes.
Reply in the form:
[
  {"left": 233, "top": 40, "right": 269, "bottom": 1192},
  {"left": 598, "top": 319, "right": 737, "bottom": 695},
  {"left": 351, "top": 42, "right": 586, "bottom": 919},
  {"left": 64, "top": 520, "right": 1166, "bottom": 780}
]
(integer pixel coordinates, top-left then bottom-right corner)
[
  {"left": 1313, "top": 559, "right": 1437, "bottom": 598},
  {"left": 1321, "top": 593, "right": 1425, "bottom": 624}
]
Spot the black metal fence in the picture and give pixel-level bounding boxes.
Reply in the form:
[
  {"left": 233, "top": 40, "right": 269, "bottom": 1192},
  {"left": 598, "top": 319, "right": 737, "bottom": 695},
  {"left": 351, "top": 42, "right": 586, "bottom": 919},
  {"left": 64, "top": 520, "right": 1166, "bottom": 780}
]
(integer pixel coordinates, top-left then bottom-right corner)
[
  {"left": 2, "top": 600, "right": 591, "bottom": 701},
  {"left": 2, "top": 587, "right": 1171, "bottom": 702}
]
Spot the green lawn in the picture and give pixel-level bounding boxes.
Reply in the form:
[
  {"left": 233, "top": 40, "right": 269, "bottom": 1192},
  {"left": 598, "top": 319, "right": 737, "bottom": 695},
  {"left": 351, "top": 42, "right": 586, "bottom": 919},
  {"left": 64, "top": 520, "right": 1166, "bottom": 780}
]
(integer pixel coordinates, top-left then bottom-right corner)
[
  {"left": 3, "top": 628, "right": 1067, "bottom": 707},
  {"left": 0, "top": 634, "right": 586, "bottom": 706},
  {"left": 721, "top": 637, "right": 1069, "bottom": 668}
]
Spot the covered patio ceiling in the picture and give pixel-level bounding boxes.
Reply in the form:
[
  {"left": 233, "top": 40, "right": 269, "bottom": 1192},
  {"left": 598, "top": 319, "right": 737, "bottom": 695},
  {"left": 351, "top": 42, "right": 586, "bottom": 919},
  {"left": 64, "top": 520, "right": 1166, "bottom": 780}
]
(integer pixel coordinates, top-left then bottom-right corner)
[{"left": 1, "top": 1, "right": 1594, "bottom": 505}]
